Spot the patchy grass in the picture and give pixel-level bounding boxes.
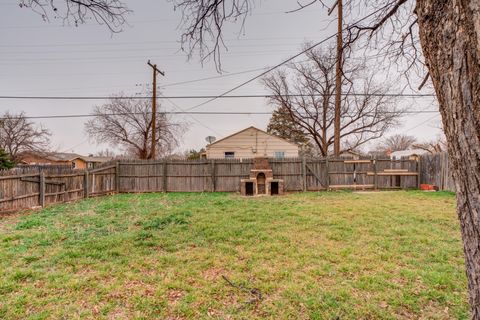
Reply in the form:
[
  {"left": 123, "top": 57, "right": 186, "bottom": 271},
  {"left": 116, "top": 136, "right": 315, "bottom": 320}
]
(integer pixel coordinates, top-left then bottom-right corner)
[{"left": 0, "top": 191, "right": 467, "bottom": 319}]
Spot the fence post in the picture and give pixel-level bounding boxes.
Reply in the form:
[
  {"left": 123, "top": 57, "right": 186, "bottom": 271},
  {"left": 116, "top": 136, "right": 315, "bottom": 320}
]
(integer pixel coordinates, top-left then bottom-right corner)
[
  {"left": 211, "top": 159, "right": 216, "bottom": 192},
  {"left": 84, "top": 170, "right": 89, "bottom": 198},
  {"left": 302, "top": 155, "right": 307, "bottom": 191},
  {"left": 39, "top": 171, "right": 45, "bottom": 207},
  {"left": 115, "top": 161, "right": 120, "bottom": 193},
  {"left": 325, "top": 157, "right": 330, "bottom": 190},
  {"left": 163, "top": 159, "right": 168, "bottom": 192},
  {"left": 417, "top": 157, "right": 421, "bottom": 189},
  {"left": 373, "top": 157, "right": 378, "bottom": 190}
]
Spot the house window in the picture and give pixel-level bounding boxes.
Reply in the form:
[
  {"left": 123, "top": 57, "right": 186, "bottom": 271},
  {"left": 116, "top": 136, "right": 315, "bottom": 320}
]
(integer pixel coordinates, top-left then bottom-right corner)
[
  {"left": 224, "top": 151, "right": 235, "bottom": 159},
  {"left": 274, "top": 151, "right": 285, "bottom": 159}
]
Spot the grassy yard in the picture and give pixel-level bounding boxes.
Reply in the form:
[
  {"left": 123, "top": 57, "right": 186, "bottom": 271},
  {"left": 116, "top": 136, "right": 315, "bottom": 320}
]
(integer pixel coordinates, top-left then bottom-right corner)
[{"left": 0, "top": 191, "right": 468, "bottom": 319}]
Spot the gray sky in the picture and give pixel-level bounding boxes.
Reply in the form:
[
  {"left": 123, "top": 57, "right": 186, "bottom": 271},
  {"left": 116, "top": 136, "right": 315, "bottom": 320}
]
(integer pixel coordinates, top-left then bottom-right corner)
[{"left": 0, "top": 0, "right": 442, "bottom": 155}]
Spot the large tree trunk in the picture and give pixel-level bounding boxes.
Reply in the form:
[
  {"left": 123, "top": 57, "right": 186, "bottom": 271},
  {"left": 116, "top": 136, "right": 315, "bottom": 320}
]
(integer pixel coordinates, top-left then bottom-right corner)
[{"left": 416, "top": 1, "right": 480, "bottom": 317}]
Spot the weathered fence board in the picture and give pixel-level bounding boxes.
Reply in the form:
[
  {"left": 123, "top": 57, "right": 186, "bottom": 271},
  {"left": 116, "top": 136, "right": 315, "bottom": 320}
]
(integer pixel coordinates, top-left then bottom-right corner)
[{"left": 419, "top": 152, "right": 455, "bottom": 191}]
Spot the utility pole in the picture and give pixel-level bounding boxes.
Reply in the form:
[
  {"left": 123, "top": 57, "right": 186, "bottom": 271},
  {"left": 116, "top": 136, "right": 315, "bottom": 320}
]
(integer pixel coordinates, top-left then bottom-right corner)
[
  {"left": 330, "top": 0, "right": 343, "bottom": 156},
  {"left": 147, "top": 60, "right": 165, "bottom": 159}
]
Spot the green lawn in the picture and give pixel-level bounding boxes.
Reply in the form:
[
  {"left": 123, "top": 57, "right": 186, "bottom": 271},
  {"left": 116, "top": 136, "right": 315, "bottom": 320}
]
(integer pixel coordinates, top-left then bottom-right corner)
[{"left": 0, "top": 191, "right": 468, "bottom": 319}]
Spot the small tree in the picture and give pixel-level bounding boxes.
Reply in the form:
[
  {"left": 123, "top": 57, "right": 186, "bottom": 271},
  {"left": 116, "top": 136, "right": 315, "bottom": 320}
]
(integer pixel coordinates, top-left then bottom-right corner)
[
  {"left": 85, "top": 94, "right": 183, "bottom": 159},
  {"left": 0, "top": 112, "right": 51, "bottom": 162},
  {"left": 0, "top": 149, "right": 14, "bottom": 170},
  {"left": 267, "top": 105, "right": 313, "bottom": 155},
  {"left": 185, "top": 148, "right": 205, "bottom": 160}
]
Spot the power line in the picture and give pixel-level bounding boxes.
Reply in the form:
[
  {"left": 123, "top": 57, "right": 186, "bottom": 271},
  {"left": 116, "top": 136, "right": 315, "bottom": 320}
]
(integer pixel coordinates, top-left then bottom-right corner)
[
  {"left": 0, "top": 110, "right": 439, "bottom": 121},
  {"left": 182, "top": 3, "right": 409, "bottom": 112},
  {"left": 404, "top": 114, "right": 441, "bottom": 133},
  {"left": 0, "top": 93, "right": 436, "bottom": 100},
  {"left": 0, "top": 36, "right": 327, "bottom": 49}
]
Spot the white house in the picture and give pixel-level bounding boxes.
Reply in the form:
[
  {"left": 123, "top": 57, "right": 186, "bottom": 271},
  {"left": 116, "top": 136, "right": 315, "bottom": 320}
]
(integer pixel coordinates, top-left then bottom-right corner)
[{"left": 205, "top": 126, "right": 299, "bottom": 159}]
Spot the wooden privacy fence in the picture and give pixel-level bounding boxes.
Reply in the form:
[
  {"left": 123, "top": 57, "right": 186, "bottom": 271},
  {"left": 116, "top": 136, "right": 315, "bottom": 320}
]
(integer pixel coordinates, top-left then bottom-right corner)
[
  {"left": 419, "top": 152, "right": 455, "bottom": 191},
  {"left": 0, "top": 156, "right": 427, "bottom": 212}
]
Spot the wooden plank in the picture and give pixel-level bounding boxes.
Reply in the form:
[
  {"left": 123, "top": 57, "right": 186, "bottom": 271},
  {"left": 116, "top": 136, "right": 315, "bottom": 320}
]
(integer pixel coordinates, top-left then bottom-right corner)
[
  {"left": 20, "top": 177, "right": 40, "bottom": 184},
  {"left": 115, "top": 161, "right": 120, "bottom": 192},
  {"left": 343, "top": 160, "right": 372, "bottom": 164},
  {"left": 325, "top": 158, "right": 330, "bottom": 189},
  {"left": 39, "top": 171, "right": 45, "bottom": 207},
  {"left": 366, "top": 172, "right": 419, "bottom": 176},
  {"left": 211, "top": 160, "right": 216, "bottom": 192},
  {"left": 163, "top": 160, "right": 168, "bottom": 192},
  {"left": 0, "top": 173, "right": 40, "bottom": 180},
  {"left": 45, "top": 173, "right": 84, "bottom": 178},
  {"left": 417, "top": 159, "right": 421, "bottom": 189},
  {"left": 329, "top": 184, "right": 374, "bottom": 189},
  {"left": 44, "top": 180, "right": 66, "bottom": 186},
  {"left": 0, "top": 193, "right": 40, "bottom": 203},
  {"left": 89, "top": 165, "right": 117, "bottom": 173},
  {"left": 305, "top": 163, "right": 324, "bottom": 187},
  {"left": 383, "top": 169, "right": 408, "bottom": 172},
  {"left": 374, "top": 158, "right": 378, "bottom": 190},
  {"left": 84, "top": 171, "right": 89, "bottom": 198},
  {"left": 45, "top": 189, "right": 83, "bottom": 197},
  {"left": 302, "top": 156, "right": 307, "bottom": 191}
]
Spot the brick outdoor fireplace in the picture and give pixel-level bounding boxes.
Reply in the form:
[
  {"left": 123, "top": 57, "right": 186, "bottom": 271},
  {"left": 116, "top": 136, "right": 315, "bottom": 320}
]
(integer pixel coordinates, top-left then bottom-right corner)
[{"left": 241, "top": 157, "right": 284, "bottom": 196}]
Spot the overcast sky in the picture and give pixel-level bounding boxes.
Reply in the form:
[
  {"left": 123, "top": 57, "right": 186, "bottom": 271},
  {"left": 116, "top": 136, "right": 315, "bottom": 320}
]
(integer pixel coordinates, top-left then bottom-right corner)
[{"left": 0, "top": 0, "right": 442, "bottom": 156}]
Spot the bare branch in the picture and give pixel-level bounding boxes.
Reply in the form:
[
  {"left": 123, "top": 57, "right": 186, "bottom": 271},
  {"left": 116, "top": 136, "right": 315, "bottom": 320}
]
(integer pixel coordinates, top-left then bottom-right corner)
[{"left": 19, "top": 0, "right": 130, "bottom": 32}]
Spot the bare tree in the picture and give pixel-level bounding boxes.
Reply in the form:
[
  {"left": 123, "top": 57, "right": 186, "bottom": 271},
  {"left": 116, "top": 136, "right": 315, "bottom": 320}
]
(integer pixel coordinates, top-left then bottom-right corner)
[
  {"left": 18, "top": 0, "right": 130, "bottom": 32},
  {"left": 263, "top": 47, "right": 401, "bottom": 157},
  {"left": 380, "top": 134, "right": 417, "bottom": 152},
  {"left": 170, "top": 1, "right": 480, "bottom": 316},
  {"left": 85, "top": 94, "right": 183, "bottom": 159},
  {"left": 0, "top": 112, "right": 51, "bottom": 162},
  {"left": 414, "top": 135, "right": 447, "bottom": 154}
]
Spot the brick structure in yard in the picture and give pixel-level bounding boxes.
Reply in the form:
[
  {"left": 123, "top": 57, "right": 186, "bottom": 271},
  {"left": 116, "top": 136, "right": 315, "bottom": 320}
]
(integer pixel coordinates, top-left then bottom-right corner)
[{"left": 240, "top": 157, "right": 284, "bottom": 196}]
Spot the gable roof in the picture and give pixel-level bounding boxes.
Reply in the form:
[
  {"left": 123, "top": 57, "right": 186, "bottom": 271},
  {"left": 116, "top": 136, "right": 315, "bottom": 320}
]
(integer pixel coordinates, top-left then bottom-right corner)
[
  {"left": 206, "top": 126, "right": 299, "bottom": 148},
  {"left": 21, "top": 151, "right": 82, "bottom": 162},
  {"left": 390, "top": 149, "right": 429, "bottom": 158},
  {"left": 79, "top": 156, "right": 113, "bottom": 163}
]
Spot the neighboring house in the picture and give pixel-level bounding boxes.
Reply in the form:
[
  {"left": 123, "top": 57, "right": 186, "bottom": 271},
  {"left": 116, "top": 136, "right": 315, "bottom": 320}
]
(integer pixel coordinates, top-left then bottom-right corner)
[
  {"left": 338, "top": 150, "right": 363, "bottom": 159},
  {"left": 390, "top": 148, "right": 430, "bottom": 160},
  {"left": 81, "top": 155, "right": 114, "bottom": 169},
  {"left": 19, "top": 152, "right": 112, "bottom": 169},
  {"left": 205, "top": 126, "right": 299, "bottom": 159}
]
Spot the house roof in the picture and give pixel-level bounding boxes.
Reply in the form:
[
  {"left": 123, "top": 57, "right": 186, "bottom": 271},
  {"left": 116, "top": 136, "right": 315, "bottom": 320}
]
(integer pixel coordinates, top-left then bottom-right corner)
[
  {"left": 79, "top": 156, "right": 113, "bottom": 163},
  {"left": 25, "top": 151, "right": 83, "bottom": 162},
  {"left": 206, "top": 126, "right": 299, "bottom": 148},
  {"left": 22, "top": 151, "right": 112, "bottom": 163},
  {"left": 390, "top": 149, "right": 429, "bottom": 158}
]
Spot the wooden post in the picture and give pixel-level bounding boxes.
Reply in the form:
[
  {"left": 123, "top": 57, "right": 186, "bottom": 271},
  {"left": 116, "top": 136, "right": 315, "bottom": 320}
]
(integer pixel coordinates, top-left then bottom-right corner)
[
  {"left": 163, "top": 159, "right": 168, "bottom": 192},
  {"left": 39, "top": 171, "right": 45, "bottom": 207},
  {"left": 210, "top": 159, "right": 216, "bottom": 192},
  {"left": 84, "top": 170, "right": 89, "bottom": 198},
  {"left": 325, "top": 157, "right": 330, "bottom": 190},
  {"left": 147, "top": 60, "right": 165, "bottom": 159},
  {"left": 417, "top": 158, "right": 421, "bottom": 189},
  {"left": 373, "top": 157, "right": 378, "bottom": 190},
  {"left": 302, "top": 156, "right": 307, "bottom": 191},
  {"left": 115, "top": 161, "right": 120, "bottom": 193},
  {"left": 334, "top": 0, "right": 343, "bottom": 156}
]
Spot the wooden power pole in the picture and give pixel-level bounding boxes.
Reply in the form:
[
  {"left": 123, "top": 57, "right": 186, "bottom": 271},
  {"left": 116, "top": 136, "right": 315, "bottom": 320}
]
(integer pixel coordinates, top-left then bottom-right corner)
[
  {"left": 147, "top": 60, "right": 165, "bottom": 159},
  {"left": 333, "top": 0, "right": 343, "bottom": 156}
]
